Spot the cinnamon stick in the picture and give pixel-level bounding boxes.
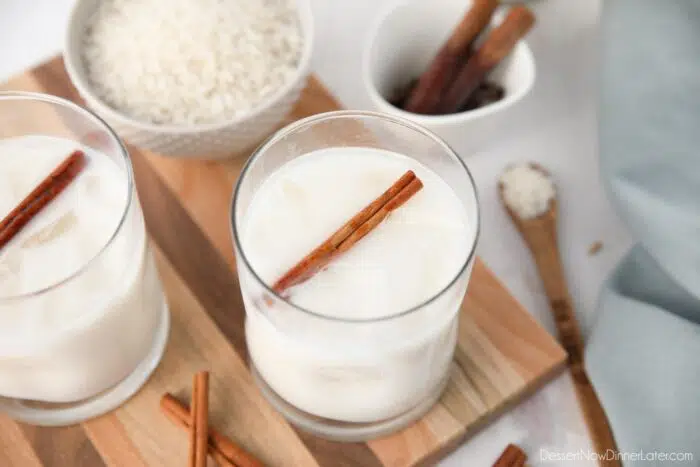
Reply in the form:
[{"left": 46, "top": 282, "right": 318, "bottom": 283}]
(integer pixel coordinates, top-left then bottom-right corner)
[
  {"left": 188, "top": 379, "right": 198, "bottom": 467},
  {"left": 438, "top": 5, "right": 535, "bottom": 114},
  {"left": 333, "top": 177, "right": 423, "bottom": 256},
  {"left": 211, "top": 450, "right": 237, "bottom": 467},
  {"left": 161, "top": 393, "right": 264, "bottom": 467},
  {"left": 492, "top": 443, "right": 527, "bottom": 467},
  {"left": 272, "top": 170, "right": 423, "bottom": 294},
  {"left": 0, "top": 150, "right": 86, "bottom": 252},
  {"left": 193, "top": 372, "right": 210, "bottom": 467},
  {"left": 404, "top": 0, "right": 498, "bottom": 114}
]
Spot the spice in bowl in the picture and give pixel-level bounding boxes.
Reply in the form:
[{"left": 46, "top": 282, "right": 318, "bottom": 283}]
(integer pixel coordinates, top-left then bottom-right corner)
[
  {"left": 391, "top": 1, "right": 534, "bottom": 116},
  {"left": 81, "top": 0, "right": 303, "bottom": 125}
]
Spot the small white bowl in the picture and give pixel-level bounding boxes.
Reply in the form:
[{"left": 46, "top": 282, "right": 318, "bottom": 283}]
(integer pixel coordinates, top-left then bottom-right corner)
[
  {"left": 64, "top": 0, "right": 314, "bottom": 159},
  {"left": 363, "top": 0, "right": 535, "bottom": 157}
]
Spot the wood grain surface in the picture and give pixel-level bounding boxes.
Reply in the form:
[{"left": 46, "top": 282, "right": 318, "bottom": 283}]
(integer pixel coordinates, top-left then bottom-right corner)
[{"left": 0, "top": 57, "right": 566, "bottom": 467}]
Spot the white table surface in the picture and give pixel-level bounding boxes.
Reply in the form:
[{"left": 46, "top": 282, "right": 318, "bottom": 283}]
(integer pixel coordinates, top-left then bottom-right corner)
[{"left": 0, "top": 0, "right": 634, "bottom": 464}]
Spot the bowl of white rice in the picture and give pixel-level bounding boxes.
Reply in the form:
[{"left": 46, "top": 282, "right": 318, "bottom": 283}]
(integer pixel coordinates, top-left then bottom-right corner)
[{"left": 64, "top": 0, "right": 313, "bottom": 158}]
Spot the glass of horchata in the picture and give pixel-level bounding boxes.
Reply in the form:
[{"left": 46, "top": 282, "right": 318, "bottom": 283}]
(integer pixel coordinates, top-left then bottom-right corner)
[
  {"left": 231, "top": 111, "right": 479, "bottom": 441},
  {"left": 0, "top": 92, "right": 169, "bottom": 426}
]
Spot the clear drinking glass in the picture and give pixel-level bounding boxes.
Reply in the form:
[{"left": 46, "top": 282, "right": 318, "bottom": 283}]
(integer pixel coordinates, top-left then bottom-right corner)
[
  {"left": 0, "top": 92, "right": 169, "bottom": 426},
  {"left": 231, "top": 111, "right": 479, "bottom": 441}
]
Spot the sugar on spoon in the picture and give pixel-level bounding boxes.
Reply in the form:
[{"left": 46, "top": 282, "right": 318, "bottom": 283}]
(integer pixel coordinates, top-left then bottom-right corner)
[{"left": 499, "top": 163, "right": 621, "bottom": 467}]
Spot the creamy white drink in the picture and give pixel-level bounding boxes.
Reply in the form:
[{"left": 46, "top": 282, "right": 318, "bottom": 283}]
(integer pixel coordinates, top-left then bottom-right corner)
[
  {"left": 0, "top": 135, "right": 167, "bottom": 407},
  {"left": 240, "top": 146, "right": 474, "bottom": 424}
]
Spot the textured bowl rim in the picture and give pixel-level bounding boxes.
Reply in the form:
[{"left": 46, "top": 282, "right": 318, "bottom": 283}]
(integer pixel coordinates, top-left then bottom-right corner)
[
  {"left": 63, "top": 0, "right": 315, "bottom": 134},
  {"left": 361, "top": 0, "right": 536, "bottom": 126}
]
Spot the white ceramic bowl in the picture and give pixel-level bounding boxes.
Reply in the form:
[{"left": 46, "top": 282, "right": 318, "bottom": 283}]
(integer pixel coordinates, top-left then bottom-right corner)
[
  {"left": 64, "top": 0, "right": 314, "bottom": 159},
  {"left": 363, "top": 0, "right": 535, "bottom": 157}
]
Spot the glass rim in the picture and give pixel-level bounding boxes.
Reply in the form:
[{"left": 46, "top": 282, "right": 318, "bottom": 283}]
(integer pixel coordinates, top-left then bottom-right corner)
[
  {"left": 0, "top": 91, "right": 134, "bottom": 302},
  {"left": 230, "top": 110, "right": 480, "bottom": 323}
]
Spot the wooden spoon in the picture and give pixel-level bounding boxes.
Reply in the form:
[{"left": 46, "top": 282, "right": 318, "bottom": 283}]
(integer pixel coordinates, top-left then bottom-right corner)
[{"left": 499, "top": 164, "right": 621, "bottom": 467}]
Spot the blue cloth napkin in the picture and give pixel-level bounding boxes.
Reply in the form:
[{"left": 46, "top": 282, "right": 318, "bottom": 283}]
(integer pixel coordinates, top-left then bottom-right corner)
[{"left": 586, "top": 0, "right": 700, "bottom": 465}]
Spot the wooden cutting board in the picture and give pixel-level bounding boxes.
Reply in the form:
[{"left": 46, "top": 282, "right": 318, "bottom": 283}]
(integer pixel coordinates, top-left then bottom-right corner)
[{"left": 0, "top": 57, "right": 566, "bottom": 467}]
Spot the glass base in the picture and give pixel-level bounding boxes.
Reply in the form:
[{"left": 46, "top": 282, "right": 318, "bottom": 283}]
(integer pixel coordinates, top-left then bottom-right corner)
[
  {"left": 250, "top": 362, "right": 450, "bottom": 442},
  {"left": 0, "top": 303, "right": 170, "bottom": 427}
]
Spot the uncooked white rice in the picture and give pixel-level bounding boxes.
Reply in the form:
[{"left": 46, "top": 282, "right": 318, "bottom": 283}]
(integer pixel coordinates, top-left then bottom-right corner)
[{"left": 82, "top": 0, "right": 302, "bottom": 125}]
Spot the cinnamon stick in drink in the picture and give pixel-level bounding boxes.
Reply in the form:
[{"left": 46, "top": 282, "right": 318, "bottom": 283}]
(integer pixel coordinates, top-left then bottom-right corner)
[
  {"left": 333, "top": 177, "right": 423, "bottom": 256},
  {"left": 0, "top": 150, "right": 86, "bottom": 252},
  {"left": 272, "top": 170, "right": 423, "bottom": 294},
  {"left": 403, "top": 0, "right": 498, "bottom": 114},
  {"left": 438, "top": 5, "right": 535, "bottom": 114}
]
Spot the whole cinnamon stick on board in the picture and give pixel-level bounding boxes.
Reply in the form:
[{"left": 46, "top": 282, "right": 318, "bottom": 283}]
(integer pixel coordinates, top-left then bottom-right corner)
[
  {"left": 192, "top": 372, "right": 210, "bottom": 467},
  {"left": 188, "top": 376, "right": 199, "bottom": 467},
  {"left": 403, "top": 0, "right": 498, "bottom": 114},
  {"left": 161, "top": 393, "right": 264, "bottom": 467},
  {"left": 438, "top": 5, "right": 535, "bottom": 114}
]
